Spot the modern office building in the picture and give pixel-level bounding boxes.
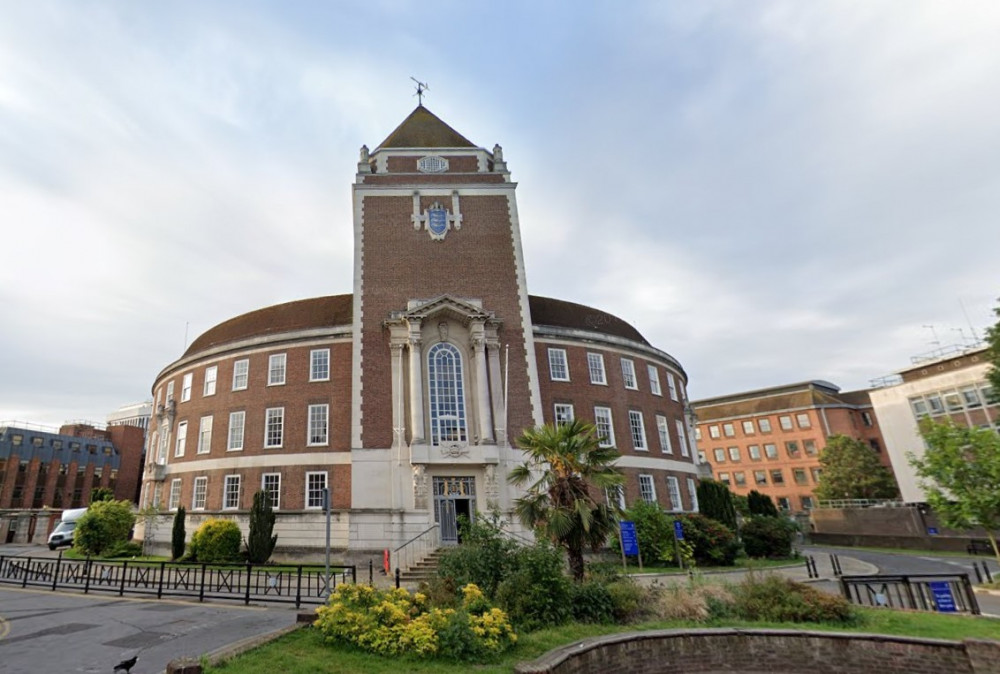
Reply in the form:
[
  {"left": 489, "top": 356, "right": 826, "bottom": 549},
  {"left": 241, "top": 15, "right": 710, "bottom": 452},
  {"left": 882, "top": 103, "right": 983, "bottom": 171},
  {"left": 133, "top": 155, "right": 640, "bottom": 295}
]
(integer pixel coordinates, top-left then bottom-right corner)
[
  {"left": 692, "top": 380, "right": 889, "bottom": 512},
  {"left": 138, "top": 105, "right": 701, "bottom": 561},
  {"left": 107, "top": 400, "right": 153, "bottom": 434}
]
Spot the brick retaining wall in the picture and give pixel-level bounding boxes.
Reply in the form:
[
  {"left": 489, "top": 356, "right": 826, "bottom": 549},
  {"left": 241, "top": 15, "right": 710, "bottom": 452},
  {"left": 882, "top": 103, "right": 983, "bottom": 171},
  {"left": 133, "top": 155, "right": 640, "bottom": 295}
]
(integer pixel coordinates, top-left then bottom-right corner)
[{"left": 514, "top": 628, "right": 1000, "bottom": 674}]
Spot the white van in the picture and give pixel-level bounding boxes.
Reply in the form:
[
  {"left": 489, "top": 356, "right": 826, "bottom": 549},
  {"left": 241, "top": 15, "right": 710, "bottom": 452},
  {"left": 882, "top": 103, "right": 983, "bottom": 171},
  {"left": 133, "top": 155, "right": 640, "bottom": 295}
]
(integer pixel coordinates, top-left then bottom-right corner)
[{"left": 47, "top": 508, "right": 88, "bottom": 550}]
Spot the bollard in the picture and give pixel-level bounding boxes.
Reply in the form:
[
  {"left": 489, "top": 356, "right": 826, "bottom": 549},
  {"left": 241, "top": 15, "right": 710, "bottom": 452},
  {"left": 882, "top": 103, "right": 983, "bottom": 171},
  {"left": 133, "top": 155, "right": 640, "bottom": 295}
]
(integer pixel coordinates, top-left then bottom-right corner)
[
  {"left": 974, "top": 564, "right": 983, "bottom": 584},
  {"left": 369, "top": 559, "right": 374, "bottom": 585},
  {"left": 395, "top": 567, "right": 400, "bottom": 589}
]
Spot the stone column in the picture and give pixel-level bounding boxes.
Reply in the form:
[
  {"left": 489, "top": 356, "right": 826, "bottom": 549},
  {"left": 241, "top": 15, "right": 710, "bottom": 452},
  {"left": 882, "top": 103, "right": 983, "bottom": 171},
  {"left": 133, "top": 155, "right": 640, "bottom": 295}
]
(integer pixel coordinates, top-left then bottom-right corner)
[
  {"left": 473, "top": 336, "right": 494, "bottom": 444},
  {"left": 487, "top": 338, "right": 506, "bottom": 446},
  {"left": 390, "top": 342, "right": 406, "bottom": 447},
  {"left": 408, "top": 336, "right": 425, "bottom": 443}
]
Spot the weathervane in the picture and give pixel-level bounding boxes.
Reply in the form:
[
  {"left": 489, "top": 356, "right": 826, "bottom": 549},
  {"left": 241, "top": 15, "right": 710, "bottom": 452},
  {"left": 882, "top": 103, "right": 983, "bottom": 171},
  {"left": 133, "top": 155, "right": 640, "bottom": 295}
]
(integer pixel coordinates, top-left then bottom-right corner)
[{"left": 410, "top": 77, "right": 428, "bottom": 105}]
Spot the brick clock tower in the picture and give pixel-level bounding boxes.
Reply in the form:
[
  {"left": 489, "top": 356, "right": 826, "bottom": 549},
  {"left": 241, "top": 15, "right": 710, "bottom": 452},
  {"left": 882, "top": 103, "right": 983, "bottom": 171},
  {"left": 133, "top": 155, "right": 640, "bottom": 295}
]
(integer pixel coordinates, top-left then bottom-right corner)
[{"left": 350, "top": 106, "right": 543, "bottom": 547}]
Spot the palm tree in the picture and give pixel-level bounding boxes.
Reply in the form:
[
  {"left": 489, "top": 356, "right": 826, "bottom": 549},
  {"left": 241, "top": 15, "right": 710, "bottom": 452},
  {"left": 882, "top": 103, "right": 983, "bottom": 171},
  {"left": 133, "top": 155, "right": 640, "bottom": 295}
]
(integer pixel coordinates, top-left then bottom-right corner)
[{"left": 508, "top": 418, "right": 624, "bottom": 581}]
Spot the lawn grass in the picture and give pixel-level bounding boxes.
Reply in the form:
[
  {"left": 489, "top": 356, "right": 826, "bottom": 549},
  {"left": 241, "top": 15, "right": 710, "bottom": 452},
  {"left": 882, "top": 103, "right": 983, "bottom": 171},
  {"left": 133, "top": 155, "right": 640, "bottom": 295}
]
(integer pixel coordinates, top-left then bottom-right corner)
[
  {"left": 205, "top": 608, "right": 1000, "bottom": 674},
  {"left": 811, "top": 543, "right": 995, "bottom": 560},
  {"left": 628, "top": 556, "right": 801, "bottom": 574}
]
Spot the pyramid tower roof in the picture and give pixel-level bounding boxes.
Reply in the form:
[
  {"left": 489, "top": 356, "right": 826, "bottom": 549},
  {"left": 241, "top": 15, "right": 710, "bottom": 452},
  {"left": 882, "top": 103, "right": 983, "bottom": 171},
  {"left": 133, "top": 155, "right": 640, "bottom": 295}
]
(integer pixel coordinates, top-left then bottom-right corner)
[{"left": 376, "top": 105, "right": 476, "bottom": 149}]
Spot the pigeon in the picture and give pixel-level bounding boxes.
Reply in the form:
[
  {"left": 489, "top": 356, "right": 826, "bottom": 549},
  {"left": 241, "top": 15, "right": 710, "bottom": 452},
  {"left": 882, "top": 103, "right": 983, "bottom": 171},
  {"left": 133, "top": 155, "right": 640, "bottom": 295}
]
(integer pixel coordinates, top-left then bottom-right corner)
[{"left": 113, "top": 655, "right": 138, "bottom": 673}]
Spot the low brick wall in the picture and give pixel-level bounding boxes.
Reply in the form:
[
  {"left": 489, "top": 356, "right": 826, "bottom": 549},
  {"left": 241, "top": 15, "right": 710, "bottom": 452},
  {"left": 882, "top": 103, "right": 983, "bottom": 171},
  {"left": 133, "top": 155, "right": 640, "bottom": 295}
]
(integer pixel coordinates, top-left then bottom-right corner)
[{"left": 514, "top": 629, "right": 1000, "bottom": 674}]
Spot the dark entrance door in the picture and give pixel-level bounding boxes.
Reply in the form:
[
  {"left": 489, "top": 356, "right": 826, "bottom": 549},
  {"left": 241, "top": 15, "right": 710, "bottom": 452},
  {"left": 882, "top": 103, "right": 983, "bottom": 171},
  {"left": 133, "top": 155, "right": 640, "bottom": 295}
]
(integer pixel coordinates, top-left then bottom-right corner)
[{"left": 433, "top": 477, "right": 476, "bottom": 544}]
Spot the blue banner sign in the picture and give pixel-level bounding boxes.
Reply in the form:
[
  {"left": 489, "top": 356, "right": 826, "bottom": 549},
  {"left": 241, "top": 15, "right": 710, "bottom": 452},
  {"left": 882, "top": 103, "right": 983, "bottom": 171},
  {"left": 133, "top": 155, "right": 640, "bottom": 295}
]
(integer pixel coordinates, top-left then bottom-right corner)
[
  {"left": 927, "top": 527, "right": 939, "bottom": 536},
  {"left": 674, "top": 520, "right": 685, "bottom": 540},
  {"left": 620, "top": 520, "right": 639, "bottom": 557},
  {"left": 928, "top": 581, "right": 957, "bottom": 613}
]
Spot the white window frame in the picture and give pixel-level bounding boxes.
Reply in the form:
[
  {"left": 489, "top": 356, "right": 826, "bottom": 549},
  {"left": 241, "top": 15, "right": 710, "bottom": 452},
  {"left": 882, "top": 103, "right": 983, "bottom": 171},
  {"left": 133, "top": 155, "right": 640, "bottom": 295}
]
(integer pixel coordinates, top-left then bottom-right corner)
[
  {"left": 605, "top": 484, "right": 626, "bottom": 510},
  {"left": 180, "top": 373, "right": 193, "bottom": 402},
  {"left": 709, "top": 425, "right": 720, "bottom": 439},
  {"left": 174, "top": 421, "right": 188, "bottom": 457},
  {"left": 203, "top": 366, "right": 218, "bottom": 396},
  {"left": 306, "top": 471, "right": 328, "bottom": 509},
  {"left": 232, "top": 359, "right": 249, "bottom": 391},
  {"left": 728, "top": 446, "right": 741, "bottom": 461},
  {"left": 168, "top": 479, "right": 182, "bottom": 511},
  {"left": 227, "top": 411, "right": 245, "bottom": 451},
  {"left": 308, "top": 404, "right": 329, "bottom": 446},
  {"left": 197, "top": 415, "right": 213, "bottom": 455},
  {"left": 594, "top": 406, "right": 615, "bottom": 448},
  {"left": 310, "top": 349, "right": 330, "bottom": 382},
  {"left": 723, "top": 423, "right": 735, "bottom": 438},
  {"left": 554, "top": 403, "right": 575, "bottom": 426},
  {"left": 548, "top": 348, "right": 569, "bottom": 381},
  {"left": 687, "top": 477, "right": 698, "bottom": 512},
  {"left": 656, "top": 415, "right": 673, "bottom": 453},
  {"left": 764, "top": 443, "right": 778, "bottom": 459},
  {"left": 638, "top": 474, "right": 656, "bottom": 503},
  {"left": 648, "top": 365, "right": 662, "bottom": 396},
  {"left": 262, "top": 473, "right": 281, "bottom": 510},
  {"left": 742, "top": 420, "right": 755, "bottom": 435},
  {"left": 796, "top": 413, "right": 811, "bottom": 429},
  {"left": 667, "top": 372, "right": 679, "bottom": 401},
  {"left": 779, "top": 415, "right": 793, "bottom": 431},
  {"left": 676, "top": 419, "right": 690, "bottom": 457},
  {"left": 667, "top": 476, "right": 682, "bottom": 512},
  {"left": 758, "top": 418, "right": 772, "bottom": 433},
  {"left": 192, "top": 476, "right": 207, "bottom": 510},
  {"left": 268, "top": 353, "right": 287, "bottom": 386},
  {"left": 714, "top": 448, "right": 726, "bottom": 463},
  {"left": 166, "top": 380, "right": 175, "bottom": 401},
  {"left": 265, "top": 407, "right": 284, "bottom": 448},
  {"left": 587, "top": 353, "right": 607, "bottom": 385},
  {"left": 620, "top": 358, "right": 637, "bottom": 390},
  {"left": 223, "top": 474, "right": 241, "bottom": 510},
  {"left": 628, "top": 410, "right": 647, "bottom": 451}
]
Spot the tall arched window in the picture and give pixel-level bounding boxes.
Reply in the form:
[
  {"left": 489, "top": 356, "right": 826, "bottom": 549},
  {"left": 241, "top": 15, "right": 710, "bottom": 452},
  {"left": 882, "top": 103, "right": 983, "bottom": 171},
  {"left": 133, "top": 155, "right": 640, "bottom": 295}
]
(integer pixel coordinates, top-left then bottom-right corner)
[{"left": 427, "top": 342, "right": 468, "bottom": 446}]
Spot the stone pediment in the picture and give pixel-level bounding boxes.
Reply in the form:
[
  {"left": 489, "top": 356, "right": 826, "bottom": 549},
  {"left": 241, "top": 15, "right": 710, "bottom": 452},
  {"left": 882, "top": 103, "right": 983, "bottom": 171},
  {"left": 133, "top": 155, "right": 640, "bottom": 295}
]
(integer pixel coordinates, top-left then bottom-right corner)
[{"left": 388, "top": 295, "right": 499, "bottom": 327}]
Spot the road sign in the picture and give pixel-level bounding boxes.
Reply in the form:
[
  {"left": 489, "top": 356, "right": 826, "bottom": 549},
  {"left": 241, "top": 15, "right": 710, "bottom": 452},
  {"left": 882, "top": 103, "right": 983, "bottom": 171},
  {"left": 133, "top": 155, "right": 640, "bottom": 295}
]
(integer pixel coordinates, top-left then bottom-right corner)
[
  {"left": 928, "top": 581, "right": 957, "bottom": 612},
  {"left": 673, "top": 520, "right": 685, "bottom": 540},
  {"left": 620, "top": 521, "right": 639, "bottom": 557}
]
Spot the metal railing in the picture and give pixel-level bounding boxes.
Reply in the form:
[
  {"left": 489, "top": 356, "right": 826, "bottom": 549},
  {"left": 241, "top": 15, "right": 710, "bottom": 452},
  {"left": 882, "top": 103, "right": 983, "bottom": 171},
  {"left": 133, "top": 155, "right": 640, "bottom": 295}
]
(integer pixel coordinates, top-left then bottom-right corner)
[
  {"left": 814, "top": 499, "right": 908, "bottom": 509},
  {"left": 392, "top": 524, "right": 440, "bottom": 573},
  {"left": 0, "top": 554, "right": 356, "bottom": 608},
  {"left": 839, "top": 573, "right": 980, "bottom": 615}
]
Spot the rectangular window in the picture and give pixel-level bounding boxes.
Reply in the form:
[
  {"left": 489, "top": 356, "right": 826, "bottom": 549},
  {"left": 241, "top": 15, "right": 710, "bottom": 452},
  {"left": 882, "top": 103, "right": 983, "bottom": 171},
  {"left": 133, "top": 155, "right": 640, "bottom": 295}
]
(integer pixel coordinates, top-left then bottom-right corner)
[
  {"left": 764, "top": 443, "right": 778, "bottom": 459},
  {"left": 811, "top": 467, "right": 822, "bottom": 483},
  {"left": 961, "top": 387, "right": 981, "bottom": 409},
  {"left": 676, "top": 420, "right": 690, "bottom": 457},
  {"left": 770, "top": 469, "right": 785, "bottom": 485},
  {"left": 748, "top": 445, "right": 762, "bottom": 460},
  {"left": 310, "top": 349, "right": 331, "bottom": 382},
  {"left": 779, "top": 415, "right": 793, "bottom": 431},
  {"left": 306, "top": 471, "right": 328, "bottom": 509},
  {"left": 308, "top": 404, "right": 329, "bottom": 446},
  {"left": 943, "top": 392, "right": 963, "bottom": 412},
  {"left": 741, "top": 420, "right": 755, "bottom": 435},
  {"left": 192, "top": 477, "right": 207, "bottom": 510},
  {"left": 232, "top": 359, "right": 249, "bottom": 391},
  {"left": 648, "top": 365, "right": 662, "bottom": 396},
  {"left": 695, "top": 427, "right": 702, "bottom": 441},
  {"left": 801, "top": 496, "right": 814, "bottom": 510},
  {"left": 174, "top": 421, "right": 188, "bottom": 457},
  {"left": 594, "top": 407, "right": 615, "bottom": 448},
  {"left": 197, "top": 416, "right": 213, "bottom": 455},
  {"left": 733, "top": 471, "right": 747, "bottom": 487},
  {"left": 861, "top": 411, "right": 875, "bottom": 426},
  {"left": 548, "top": 348, "right": 569, "bottom": 381},
  {"left": 204, "top": 366, "right": 218, "bottom": 396},
  {"left": 754, "top": 470, "right": 767, "bottom": 485},
  {"left": 181, "top": 373, "right": 193, "bottom": 402},
  {"left": 638, "top": 474, "right": 656, "bottom": 503},
  {"left": 224, "top": 475, "right": 241, "bottom": 509},
  {"left": 776, "top": 497, "right": 790, "bottom": 511},
  {"left": 667, "top": 372, "right": 679, "bottom": 401},
  {"left": 268, "top": 353, "right": 287, "bottom": 386},
  {"left": 718, "top": 471, "right": 731, "bottom": 485},
  {"left": 869, "top": 438, "right": 882, "bottom": 453},
  {"left": 265, "top": 407, "right": 284, "bottom": 448},
  {"left": 168, "top": 479, "right": 181, "bottom": 510},
  {"left": 723, "top": 423, "right": 735, "bottom": 438},
  {"left": 667, "top": 476, "right": 682, "bottom": 512},
  {"left": 713, "top": 448, "right": 726, "bottom": 463},
  {"left": 605, "top": 485, "right": 625, "bottom": 510},
  {"left": 803, "top": 439, "right": 818, "bottom": 455},
  {"left": 587, "top": 353, "right": 607, "bottom": 385},
  {"left": 728, "top": 446, "right": 741, "bottom": 461},
  {"left": 709, "top": 425, "right": 720, "bottom": 439},
  {"left": 656, "top": 415, "right": 672, "bottom": 453},
  {"left": 620, "top": 358, "right": 637, "bottom": 390},
  {"left": 629, "top": 411, "right": 647, "bottom": 451},
  {"left": 796, "top": 413, "right": 811, "bottom": 429},
  {"left": 910, "top": 398, "right": 929, "bottom": 417},
  {"left": 758, "top": 418, "right": 772, "bottom": 433},
  {"left": 554, "top": 403, "right": 575, "bottom": 426},
  {"left": 982, "top": 385, "right": 997, "bottom": 406},
  {"left": 785, "top": 441, "right": 800, "bottom": 458},
  {"left": 927, "top": 395, "right": 945, "bottom": 415},
  {"left": 166, "top": 380, "right": 175, "bottom": 401},
  {"left": 793, "top": 468, "right": 809, "bottom": 485},
  {"left": 262, "top": 473, "right": 281, "bottom": 510},
  {"left": 228, "top": 411, "right": 245, "bottom": 451}
]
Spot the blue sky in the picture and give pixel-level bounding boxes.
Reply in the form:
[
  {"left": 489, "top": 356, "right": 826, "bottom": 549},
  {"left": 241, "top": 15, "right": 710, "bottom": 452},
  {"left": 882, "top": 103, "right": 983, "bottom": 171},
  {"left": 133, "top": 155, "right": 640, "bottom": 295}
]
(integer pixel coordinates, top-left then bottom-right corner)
[{"left": 1, "top": 1, "right": 998, "bottom": 426}]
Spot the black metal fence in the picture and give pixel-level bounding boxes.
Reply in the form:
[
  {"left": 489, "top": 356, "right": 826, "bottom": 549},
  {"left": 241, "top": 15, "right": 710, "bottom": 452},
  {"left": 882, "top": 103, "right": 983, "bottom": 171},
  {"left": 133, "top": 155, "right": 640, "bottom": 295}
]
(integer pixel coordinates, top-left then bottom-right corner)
[
  {"left": 0, "top": 554, "right": 355, "bottom": 608},
  {"left": 839, "top": 573, "right": 980, "bottom": 615}
]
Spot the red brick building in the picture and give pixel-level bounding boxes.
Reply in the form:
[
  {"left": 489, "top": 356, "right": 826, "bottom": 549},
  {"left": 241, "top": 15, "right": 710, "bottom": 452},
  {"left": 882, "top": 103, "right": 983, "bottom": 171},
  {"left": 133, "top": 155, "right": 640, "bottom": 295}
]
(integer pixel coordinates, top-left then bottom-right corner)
[
  {"left": 139, "top": 106, "right": 700, "bottom": 560},
  {"left": 692, "top": 381, "right": 890, "bottom": 512}
]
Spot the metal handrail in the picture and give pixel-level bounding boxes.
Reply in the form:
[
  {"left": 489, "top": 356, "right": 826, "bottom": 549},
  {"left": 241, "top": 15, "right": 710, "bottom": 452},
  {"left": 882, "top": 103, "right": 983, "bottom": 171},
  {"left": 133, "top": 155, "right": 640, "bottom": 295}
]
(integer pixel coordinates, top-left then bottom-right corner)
[{"left": 392, "top": 524, "right": 440, "bottom": 573}]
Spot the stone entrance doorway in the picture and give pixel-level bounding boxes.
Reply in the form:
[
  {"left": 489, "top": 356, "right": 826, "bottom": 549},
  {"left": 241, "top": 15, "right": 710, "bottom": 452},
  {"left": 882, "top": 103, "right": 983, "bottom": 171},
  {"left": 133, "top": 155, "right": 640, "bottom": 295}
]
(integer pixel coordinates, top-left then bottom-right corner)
[{"left": 433, "top": 476, "right": 476, "bottom": 544}]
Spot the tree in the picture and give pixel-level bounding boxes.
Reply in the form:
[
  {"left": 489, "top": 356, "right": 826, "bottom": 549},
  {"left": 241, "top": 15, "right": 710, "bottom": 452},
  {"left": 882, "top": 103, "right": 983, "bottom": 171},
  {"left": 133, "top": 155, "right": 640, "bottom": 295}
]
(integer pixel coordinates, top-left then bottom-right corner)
[
  {"left": 246, "top": 490, "right": 278, "bottom": 564},
  {"left": 986, "top": 298, "right": 1000, "bottom": 395},
  {"left": 90, "top": 487, "right": 114, "bottom": 503},
  {"left": 813, "top": 435, "right": 899, "bottom": 501},
  {"left": 508, "top": 419, "right": 624, "bottom": 581},
  {"left": 74, "top": 500, "right": 135, "bottom": 557},
  {"left": 911, "top": 419, "right": 1000, "bottom": 564},
  {"left": 696, "top": 479, "right": 738, "bottom": 531},
  {"left": 171, "top": 506, "right": 186, "bottom": 560},
  {"left": 747, "top": 490, "right": 779, "bottom": 517}
]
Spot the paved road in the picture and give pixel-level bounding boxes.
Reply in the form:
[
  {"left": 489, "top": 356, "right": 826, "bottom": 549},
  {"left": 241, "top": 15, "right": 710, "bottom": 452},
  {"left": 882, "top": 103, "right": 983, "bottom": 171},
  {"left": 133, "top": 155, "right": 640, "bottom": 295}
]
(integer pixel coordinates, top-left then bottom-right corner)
[{"left": 0, "top": 586, "right": 297, "bottom": 674}]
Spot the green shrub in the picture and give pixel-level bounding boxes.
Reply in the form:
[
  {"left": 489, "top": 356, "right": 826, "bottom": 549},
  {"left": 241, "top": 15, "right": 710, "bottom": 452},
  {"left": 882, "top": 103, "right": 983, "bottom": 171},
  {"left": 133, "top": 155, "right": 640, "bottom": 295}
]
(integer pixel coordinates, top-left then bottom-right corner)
[
  {"left": 189, "top": 518, "right": 242, "bottom": 563},
  {"left": 605, "top": 579, "right": 648, "bottom": 623},
  {"left": 672, "top": 513, "right": 741, "bottom": 567},
  {"left": 437, "top": 513, "right": 519, "bottom": 598},
  {"left": 171, "top": 506, "right": 186, "bottom": 561},
  {"left": 696, "top": 480, "right": 739, "bottom": 531},
  {"left": 495, "top": 543, "right": 572, "bottom": 631},
  {"left": 74, "top": 500, "right": 135, "bottom": 556},
  {"left": 733, "top": 574, "right": 858, "bottom": 625},
  {"left": 741, "top": 516, "right": 797, "bottom": 559},
  {"left": 568, "top": 581, "right": 615, "bottom": 624},
  {"left": 105, "top": 540, "right": 144, "bottom": 558},
  {"left": 246, "top": 491, "right": 277, "bottom": 564},
  {"left": 621, "top": 500, "right": 672, "bottom": 566}
]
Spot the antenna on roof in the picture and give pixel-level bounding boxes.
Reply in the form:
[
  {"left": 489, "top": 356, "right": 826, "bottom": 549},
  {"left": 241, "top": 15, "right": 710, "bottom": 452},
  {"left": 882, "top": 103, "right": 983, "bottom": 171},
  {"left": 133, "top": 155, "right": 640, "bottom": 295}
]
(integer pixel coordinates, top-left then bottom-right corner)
[{"left": 410, "top": 77, "right": 428, "bottom": 106}]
